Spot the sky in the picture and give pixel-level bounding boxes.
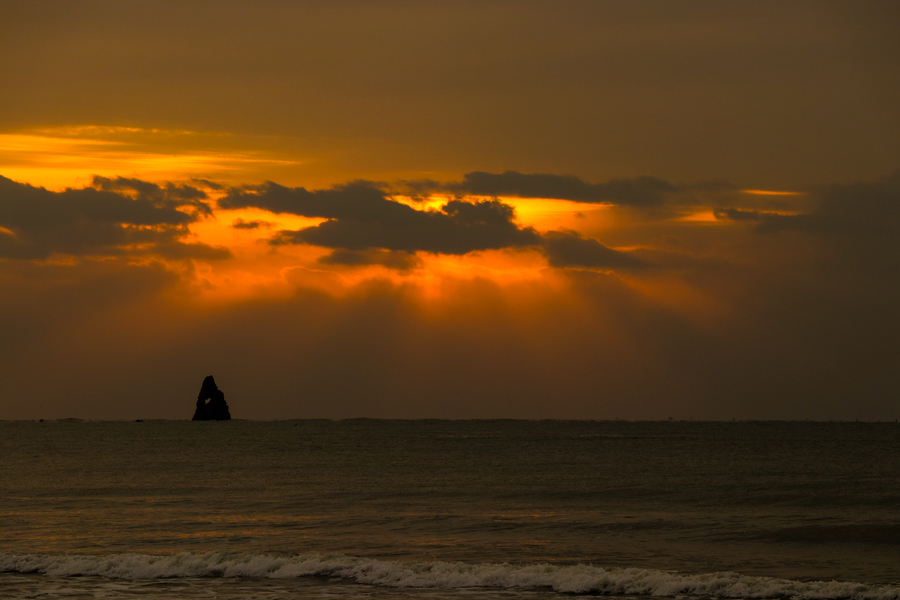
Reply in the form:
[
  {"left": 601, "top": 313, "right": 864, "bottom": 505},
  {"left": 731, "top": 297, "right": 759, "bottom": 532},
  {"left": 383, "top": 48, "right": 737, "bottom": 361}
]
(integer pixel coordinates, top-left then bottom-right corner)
[{"left": 0, "top": 1, "right": 898, "bottom": 420}]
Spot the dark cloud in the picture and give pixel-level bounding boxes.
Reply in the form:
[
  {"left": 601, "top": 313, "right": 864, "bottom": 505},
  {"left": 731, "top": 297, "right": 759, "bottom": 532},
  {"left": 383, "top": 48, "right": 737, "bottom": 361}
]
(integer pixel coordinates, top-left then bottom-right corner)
[
  {"left": 396, "top": 178, "right": 443, "bottom": 202},
  {"left": 713, "top": 208, "right": 773, "bottom": 222},
  {"left": 225, "top": 182, "right": 542, "bottom": 255},
  {"left": 287, "top": 199, "right": 542, "bottom": 255},
  {"left": 0, "top": 175, "right": 230, "bottom": 260},
  {"left": 220, "top": 181, "right": 405, "bottom": 221},
  {"left": 541, "top": 230, "right": 645, "bottom": 269},
  {"left": 190, "top": 178, "right": 224, "bottom": 191},
  {"left": 0, "top": 175, "right": 196, "bottom": 229},
  {"left": 715, "top": 173, "right": 900, "bottom": 238},
  {"left": 319, "top": 249, "right": 422, "bottom": 271},
  {"left": 446, "top": 171, "right": 678, "bottom": 206},
  {"left": 92, "top": 175, "right": 212, "bottom": 216},
  {"left": 232, "top": 219, "right": 269, "bottom": 230}
]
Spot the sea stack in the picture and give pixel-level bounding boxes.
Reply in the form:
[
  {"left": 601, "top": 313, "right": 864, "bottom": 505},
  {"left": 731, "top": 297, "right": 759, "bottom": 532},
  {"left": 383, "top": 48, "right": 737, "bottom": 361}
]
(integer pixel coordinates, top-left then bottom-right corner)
[{"left": 192, "top": 375, "right": 231, "bottom": 421}]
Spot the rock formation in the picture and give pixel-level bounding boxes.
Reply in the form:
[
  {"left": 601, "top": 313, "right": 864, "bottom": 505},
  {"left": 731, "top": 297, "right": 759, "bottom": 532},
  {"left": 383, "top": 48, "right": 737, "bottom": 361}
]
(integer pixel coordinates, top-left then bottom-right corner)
[{"left": 192, "top": 375, "right": 231, "bottom": 420}]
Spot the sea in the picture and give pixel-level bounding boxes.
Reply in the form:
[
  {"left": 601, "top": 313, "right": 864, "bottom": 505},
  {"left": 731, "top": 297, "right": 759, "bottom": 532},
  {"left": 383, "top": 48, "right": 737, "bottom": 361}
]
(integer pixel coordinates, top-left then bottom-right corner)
[{"left": 1, "top": 419, "right": 898, "bottom": 600}]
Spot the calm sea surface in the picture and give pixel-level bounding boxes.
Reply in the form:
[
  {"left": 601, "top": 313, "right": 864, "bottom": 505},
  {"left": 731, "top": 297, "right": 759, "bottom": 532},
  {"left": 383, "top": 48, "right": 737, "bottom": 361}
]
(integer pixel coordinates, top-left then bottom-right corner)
[{"left": 1, "top": 420, "right": 898, "bottom": 599}]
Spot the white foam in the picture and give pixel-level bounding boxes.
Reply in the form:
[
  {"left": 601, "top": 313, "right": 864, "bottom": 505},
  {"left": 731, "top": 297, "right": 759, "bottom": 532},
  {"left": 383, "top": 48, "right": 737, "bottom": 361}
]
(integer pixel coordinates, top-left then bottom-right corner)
[{"left": 1, "top": 552, "right": 898, "bottom": 599}]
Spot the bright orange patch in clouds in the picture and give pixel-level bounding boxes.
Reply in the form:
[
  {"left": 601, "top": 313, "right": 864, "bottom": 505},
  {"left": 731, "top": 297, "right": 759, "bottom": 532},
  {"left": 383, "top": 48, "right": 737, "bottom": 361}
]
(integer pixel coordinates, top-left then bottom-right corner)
[
  {"left": 741, "top": 189, "right": 804, "bottom": 196},
  {"left": 188, "top": 199, "right": 561, "bottom": 304},
  {"left": 496, "top": 197, "right": 610, "bottom": 232},
  {"left": 675, "top": 210, "right": 723, "bottom": 223},
  {"left": 394, "top": 195, "right": 610, "bottom": 232},
  {"left": 183, "top": 206, "right": 325, "bottom": 301},
  {"left": 185, "top": 190, "right": 625, "bottom": 304}
]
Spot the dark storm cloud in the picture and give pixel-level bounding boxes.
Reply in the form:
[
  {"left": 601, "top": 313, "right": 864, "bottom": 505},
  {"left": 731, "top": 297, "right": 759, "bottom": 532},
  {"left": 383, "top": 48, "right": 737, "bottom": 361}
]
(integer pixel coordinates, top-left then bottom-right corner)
[
  {"left": 224, "top": 182, "right": 542, "bottom": 255},
  {"left": 541, "top": 230, "right": 645, "bottom": 269},
  {"left": 319, "top": 249, "right": 422, "bottom": 271},
  {"left": 445, "top": 171, "right": 679, "bottom": 206},
  {"left": 0, "top": 175, "right": 230, "bottom": 260}
]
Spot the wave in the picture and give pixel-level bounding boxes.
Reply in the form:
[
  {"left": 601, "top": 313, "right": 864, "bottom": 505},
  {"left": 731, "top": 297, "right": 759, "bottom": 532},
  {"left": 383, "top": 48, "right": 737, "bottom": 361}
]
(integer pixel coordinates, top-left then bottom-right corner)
[{"left": 1, "top": 552, "right": 898, "bottom": 599}]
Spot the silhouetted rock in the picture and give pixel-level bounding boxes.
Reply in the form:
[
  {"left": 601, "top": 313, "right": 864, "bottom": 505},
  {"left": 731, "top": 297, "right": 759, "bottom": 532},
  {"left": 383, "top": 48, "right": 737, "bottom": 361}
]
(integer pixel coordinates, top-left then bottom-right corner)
[{"left": 192, "top": 375, "right": 231, "bottom": 421}]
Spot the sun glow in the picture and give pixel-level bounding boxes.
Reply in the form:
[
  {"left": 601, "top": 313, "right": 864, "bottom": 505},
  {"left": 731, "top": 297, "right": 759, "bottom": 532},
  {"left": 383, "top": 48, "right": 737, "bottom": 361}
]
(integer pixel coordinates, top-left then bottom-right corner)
[
  {"left": 181, "top": 207, "right": 330, "bottom": 301},
  {"left": 0, "top": 127, "right": 298, "bottom": 190},
  {"left": 480, "top": 196, "right": 609, "bottom": 231},
  {"left": 390, "top": 195, "right": 609, "bottom": 232},
  {"left": 179, "top": 198, "right": 575, "bottom": 304},
  {"left": 0, "top": 134, "right": 705, "bottom": 312},
  {"left": 675, "top": 210, "right": 724, "bottom": 222},
  {"left": 178, "top": 191, "right": 615, "bottom": 303}
]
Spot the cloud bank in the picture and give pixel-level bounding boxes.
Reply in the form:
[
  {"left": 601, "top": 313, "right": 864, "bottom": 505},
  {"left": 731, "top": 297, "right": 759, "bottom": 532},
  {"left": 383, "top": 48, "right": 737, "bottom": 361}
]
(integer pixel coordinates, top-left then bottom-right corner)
[
  {"left": 222, "top": 180, "right": 642, "bottom": 269},
  {"left": 0, "top": 170, "right": 897, "bottom": 421},
  {"left": 0, "top": 176, "right": 230, "bottom": 260},
  {"left": 447, "top": 171, "right": 679, "bottom": 206}
]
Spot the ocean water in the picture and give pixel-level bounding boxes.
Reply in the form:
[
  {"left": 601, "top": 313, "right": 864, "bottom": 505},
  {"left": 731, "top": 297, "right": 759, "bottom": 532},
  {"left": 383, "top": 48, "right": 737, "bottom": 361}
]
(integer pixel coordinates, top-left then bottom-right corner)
[{"left": 1, "top": 419, "right": 898, "bottom": 599}]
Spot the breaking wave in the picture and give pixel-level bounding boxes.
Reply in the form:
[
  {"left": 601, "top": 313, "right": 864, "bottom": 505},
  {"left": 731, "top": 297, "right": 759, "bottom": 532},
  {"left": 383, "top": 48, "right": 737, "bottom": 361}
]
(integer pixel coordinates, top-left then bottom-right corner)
[{"left": 2, "top": 552, "right": 898, "bottom": 599}]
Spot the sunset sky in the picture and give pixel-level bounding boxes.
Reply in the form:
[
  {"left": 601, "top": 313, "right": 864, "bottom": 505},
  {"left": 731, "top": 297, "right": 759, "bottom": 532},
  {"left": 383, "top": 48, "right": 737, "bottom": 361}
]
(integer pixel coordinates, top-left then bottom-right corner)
[{"left": 1, "top": 1, "right": 898, "bottom": 420}]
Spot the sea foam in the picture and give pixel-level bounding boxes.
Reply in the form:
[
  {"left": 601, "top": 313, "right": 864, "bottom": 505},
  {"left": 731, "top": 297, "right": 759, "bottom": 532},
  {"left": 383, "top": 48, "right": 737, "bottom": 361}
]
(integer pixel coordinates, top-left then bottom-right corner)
[{"left": 2, "top": 552, "right": 898, "bottom": 599}]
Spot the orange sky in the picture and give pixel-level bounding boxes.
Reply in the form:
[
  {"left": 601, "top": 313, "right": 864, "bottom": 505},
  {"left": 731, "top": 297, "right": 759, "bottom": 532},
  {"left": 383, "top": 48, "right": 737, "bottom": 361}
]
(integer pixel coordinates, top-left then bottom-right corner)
[
  {"left": 0, "top": 2, "right": 897, "bottom": 421},
  {"left": 0, "top": 126, "right": 806, "bottom": 303}
]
